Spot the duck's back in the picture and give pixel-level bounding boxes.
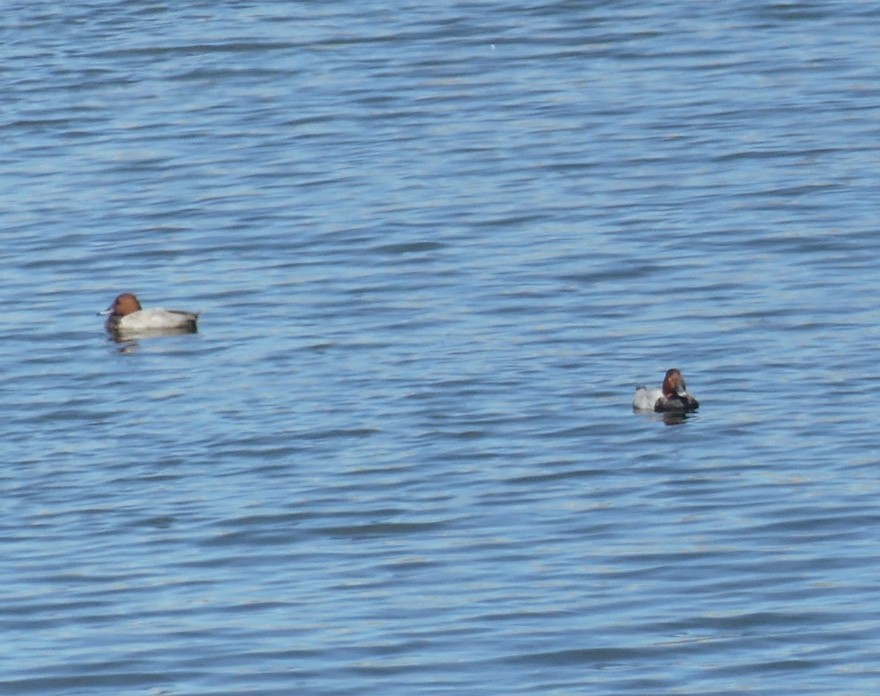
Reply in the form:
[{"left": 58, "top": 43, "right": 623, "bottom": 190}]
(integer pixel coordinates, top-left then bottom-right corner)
[
  {"left": 632, "top": 386, "right": 662, "bottom": 411},
  {"left": 114, "top": 308, "right": 198, "bottom": 333}
]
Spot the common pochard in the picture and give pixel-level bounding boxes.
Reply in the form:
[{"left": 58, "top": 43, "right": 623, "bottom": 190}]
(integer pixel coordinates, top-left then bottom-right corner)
[
  {"left": 100, "top": 293, "right": 198, "bottom": 338},
  {"left": 633, "top": 368, "right": 699, "bottom": 413}
]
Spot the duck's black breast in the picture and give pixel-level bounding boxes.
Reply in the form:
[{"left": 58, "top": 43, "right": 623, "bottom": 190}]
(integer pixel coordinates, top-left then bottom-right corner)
[{"left": 654, "top": 394, "right": 699, "bottom": 413}]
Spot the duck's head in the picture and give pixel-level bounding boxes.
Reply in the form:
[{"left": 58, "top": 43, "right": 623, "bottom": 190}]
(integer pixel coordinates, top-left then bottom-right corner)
[
  {"left": 662, "top": 368, "right": 689, "bottom": 398},
  {"left": 99, "top": 293, "right": 142, "bottom": 317}
]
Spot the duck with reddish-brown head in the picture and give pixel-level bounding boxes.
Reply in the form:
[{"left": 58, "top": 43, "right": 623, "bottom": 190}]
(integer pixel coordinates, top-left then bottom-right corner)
[
  {"left": 633, "top": 368, "right": 699, "bottom": 413},
  {"left": 100, "top": 293, "right": 198, "bottom": 340}
]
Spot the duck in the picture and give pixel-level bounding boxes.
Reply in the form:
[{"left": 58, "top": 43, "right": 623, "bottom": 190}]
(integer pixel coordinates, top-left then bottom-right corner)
[
  {"left": 100, "top": 293, "right": 199, "bottom": 339},
  {"left": 633, "top": 368, "right": 699, "bottom": 413}
]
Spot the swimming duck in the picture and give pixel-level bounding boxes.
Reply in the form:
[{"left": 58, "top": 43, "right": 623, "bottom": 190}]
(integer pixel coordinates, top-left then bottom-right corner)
[
  {"left": 633, "top": 368, "right": 699, "bottom": 413},
  {"left": 100, "top": 293, "right": 198, "bottom": 338}
]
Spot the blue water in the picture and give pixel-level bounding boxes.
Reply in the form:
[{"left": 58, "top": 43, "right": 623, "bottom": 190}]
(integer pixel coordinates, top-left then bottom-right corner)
[{"left": 3, "top": 2, "right": 880, "bottom": 694}]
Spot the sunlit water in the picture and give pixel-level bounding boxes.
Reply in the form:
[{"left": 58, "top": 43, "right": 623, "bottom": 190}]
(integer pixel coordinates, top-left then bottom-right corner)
[{"left": 3, "top": 2, "right": 880, "bottom": 694}]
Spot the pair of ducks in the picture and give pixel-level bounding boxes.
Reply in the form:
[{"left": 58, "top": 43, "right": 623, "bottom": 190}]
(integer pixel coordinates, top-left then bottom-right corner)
[{"left": 100, "top": 294, "right": 700, "bottom": 413}]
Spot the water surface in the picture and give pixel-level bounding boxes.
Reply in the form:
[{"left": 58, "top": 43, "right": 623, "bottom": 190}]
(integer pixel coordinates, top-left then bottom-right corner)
[{"left": 3, "top": 2, "right": 880, "bottom": 694}]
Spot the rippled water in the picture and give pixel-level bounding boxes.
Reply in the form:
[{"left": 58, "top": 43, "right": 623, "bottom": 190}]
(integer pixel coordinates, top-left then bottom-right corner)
[{"left": 3, "top": 2, "right": 880, "bottom": 694}]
